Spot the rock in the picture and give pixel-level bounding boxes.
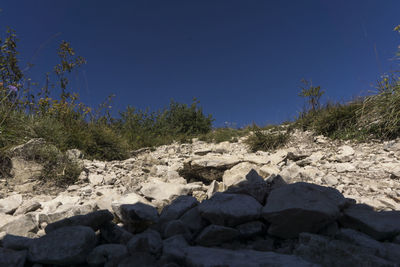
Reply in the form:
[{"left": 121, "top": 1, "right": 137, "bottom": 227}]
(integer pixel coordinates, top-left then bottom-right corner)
[
  {"left": 45, "top": 209, "right": 114, "bottom": 233},
  {"left": 0, "top": 194, "right": 23, "bottom": 214},
  {"left": 38, "top": 203, "right": 97, "bottom": 225},
  {"left": 117, "top": 252, "right": 157, "bottom": 267},
  {"left": 198, "top": 192, "right": 262, "bottom": 227},
  {"left": 259, "top": 164, "right": 280, "bottom": 177},
  {"left": 279, "top": 163, "right": 301, "bottom": 183},
  {"left": 236, "top": 221, "right": 267, "bottom": 239},
  {"left": 163, "top": 220, "right": 192, "bottom": 240},
  {"left": 335, "top": 162, "right": 356, "bottom": 173},
  {"left": 28, "top": 226, "right": 97, "bottom": 265},
  {"left": 340, "top": 204, "right": 400, "bottom": 241},
  {"left": 222, "top": 162, "right": 259, "bottom": 188},
  {"left": 224, "top": 169, "right": 269, "bottom": 204},
  {"left": 262, "top": 182, "right": 346, "bottom": 238},
  {"left": 88, "top": 173, "right": 104, "bottom": 185},
  {"left": 111, "top": 192, "right": 152, "bottom": 220},
  {"left": 178, "top": 155, "right": 241, "bottom": 183},
  {"left": 171, "top": 246, "right": 315, "bottom": 267},
  {"left": 180, "top": 206, "right": 208, "bottom": 235},
  {"left": 120, "top": 203, "right": 159, "bottom": 225},
  {"left": 2, "top": 234, "right": 33, "bottom": 250},
  {"left": 294, "top": 232, "right": 398, "bottom": 266},
  {"left": 160, "top": 235, "right": 190, "bottom": 263},
  {"left": 140, "top": 180, "right": 190, "bottom": 201},
  {"left": 13, "top": 200, "right": 41, "bottom": 216},
  {"left": 206, "top": 180, "right": 220, "bottom": 199},
  {"left": 0, "top": 247, "right": 27, "bottom": 267},
  {"left": 195, "top": 224, "right": 239, "bottom": 246},
  {"left": 100, "top": 222, "right": 134, "bottom": 245},
  {"left": 322, "top": 174, "right": 339, "bottom": 186},
  {"left": 336, "top": 145, "right": 355, "bottom": 162},
  {"left": 394, "top": 234, "right": 400, "bottom": 244},
  {"left": 86, "top": 244, "right": 128, "bottom": 267},
  {"left": 127, "top": 229, "right": 163, "bottom": 256},
  {"left": 159, "top": 195, "right": 198, "bottom": 224},
  {"left": 0, "top": 214, "right": 38, "bottom": 237},
  {"left": 337, "top": 228, "right": 400, "bottom": 263},
  {"left": 10, "top": 157, "right": 43, "bottom": 183}
]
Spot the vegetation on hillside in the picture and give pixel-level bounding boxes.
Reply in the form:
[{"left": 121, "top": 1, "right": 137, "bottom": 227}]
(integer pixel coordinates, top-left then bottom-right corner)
[{"left": 1, "top": 23, "right": 400, "bottom": 186}]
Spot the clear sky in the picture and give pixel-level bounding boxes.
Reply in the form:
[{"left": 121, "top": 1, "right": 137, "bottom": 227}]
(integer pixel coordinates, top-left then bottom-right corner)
[{"left": 1, "top": 0, "right": 399, "bottom": 127}]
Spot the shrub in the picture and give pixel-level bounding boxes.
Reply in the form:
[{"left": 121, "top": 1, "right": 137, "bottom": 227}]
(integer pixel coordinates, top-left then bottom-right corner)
[{"left": 245, "top": 127, "right": 289, "bottom": 152}]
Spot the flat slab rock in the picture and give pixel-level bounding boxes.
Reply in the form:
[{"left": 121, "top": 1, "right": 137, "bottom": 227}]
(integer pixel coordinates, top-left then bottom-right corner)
[
  {"left": 262, "top": 182, "right": 346, "bottom": 238},
  {"left": 340, "top": 204, "right": 400, "bottom": 241},
  {"left": 198, "top": 192, "right": 262, "bottom": 227}
]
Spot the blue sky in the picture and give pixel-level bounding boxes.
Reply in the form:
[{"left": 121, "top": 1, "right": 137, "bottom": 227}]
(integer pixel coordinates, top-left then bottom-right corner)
[{"left": 1, "top": 0, "right": 399, "bottom": 127}]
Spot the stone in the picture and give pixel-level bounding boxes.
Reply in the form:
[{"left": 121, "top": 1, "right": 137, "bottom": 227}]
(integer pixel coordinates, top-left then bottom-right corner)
[
  {"left": 2, "top": 234, "right": 33, "bottom": 250},
  {"left": 336, "top": 145, "right": 355, "bottom": 162},
  {"left": 38, "top": 203, "right": 97, "bottom": 225},
  {"left": 10, "top": 157, "right": 43, "bottom": 183},
  {"left": 120, "top": 203, "right": 159, "bottom": 224},
  {"left": 294, "top": 232, "right": 398, "bottom": 266},
  {"left": 340, "top": 204, "right": 400, "bottom": 241},
  {"left": 111, "top": 192, "right": 152, "bottom": 220},
  {"left": 222, "top": 162, "right": 259, "bottom": 188},
  {"left": 160, "top": 195, "right": 198, "bottom": 224},
  {"left": 335, "top": 162, "right": 356, "bottom": 173},
  {"left": 163, "top": 220, "right": 192, "bottom": 241},
  {"left": 170, "top": 246, "right": 315, "bottom": 267},
  {"left": 198, "top": 192, "right": 262, "bottom": 227},
  {"left": 0, "top": 194, "right": 23, "bottom": 214},
  {"left": 88, "top": 173, "right": 104, "bottom": 185},
  {"left": 262, "top": 182, "right": 346, "bottom": 238},
  {"left": 117, "top": 252, "right": 157, "bottom": 267},
  {"left": 206, "top": 180, "right": 219, "bottom": 199},
  {"left": 100, "top": 222, "right": 134, "bottom": 245},
  {"left": 322, "top": 174, "right": 339, "bottom": 186},
  {"left": 259, "top": 164, "right": 280, "bottom": 177},
  {"left": 28, "top": 226, "right": 97, "bottom": 265},
  {"left": 140, "top": 180, "right": 190, "bottom": 201},
  {"left": 224, "top": 169, "right": 269, "bottom": 204},
  {"left": 0, "top": 247, "right": 27, "bottom": 267},
  {"left": 337, "top": 228, "right": 400, "bottom": 263},
  {"left": 279, "top": 163, "right": 301, "bottom": 183},
  {"left": 45, "top": 209, "right": 114, "bottom": 233},
  {"left": 178, "top": 155, "right": 241, "bottom": 183},
  {"left": 180, "top": 206, "right": 208, "bottom": 235},
  {"left": 127, "top": 229, "right": 163, "bottom": 256},
  {"left": 86, "top": 244, "right": 128, "bottom": 267},
  {"left": 236, "top": 221, "right": 267, "bottom": 239},
  {"left": 0, "top": 214, "right": 38, "bottom": 237},
  {"left": 13, "top": 200, "right": 41, "bottom": 216},
  {"left": 195, "top": 224, "right": 239, "bottom": 246}
]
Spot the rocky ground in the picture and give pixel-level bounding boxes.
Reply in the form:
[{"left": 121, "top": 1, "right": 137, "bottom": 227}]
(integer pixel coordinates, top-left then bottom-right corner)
[{"left": 0, "top": 129, "right": 400, "bottom": 266}]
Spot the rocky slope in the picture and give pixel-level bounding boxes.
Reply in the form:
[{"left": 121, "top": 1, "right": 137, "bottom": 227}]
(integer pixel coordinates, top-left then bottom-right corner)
[{"left": 0, "top": 129, "right": 400, "bottom": 266}]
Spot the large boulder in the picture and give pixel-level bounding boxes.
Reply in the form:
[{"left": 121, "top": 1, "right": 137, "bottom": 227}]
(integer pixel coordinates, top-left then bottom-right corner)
[
  {"left": 198, "top": 192, "right": 262, "bottom": 227},
  {"left": 339, "top": 204, "right": 400, "bottom": 241},
  {"left": 262, "top": 182, "right": 346, "bottom": 238},
  {"left": 28, "top": 226, "right": 97, "bottom": 265}
]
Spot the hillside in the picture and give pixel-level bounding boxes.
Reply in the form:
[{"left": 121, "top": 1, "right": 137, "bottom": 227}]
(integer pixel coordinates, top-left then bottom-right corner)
[{"left": 0, "top": 128, "right": 400, "bottom": 266}]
